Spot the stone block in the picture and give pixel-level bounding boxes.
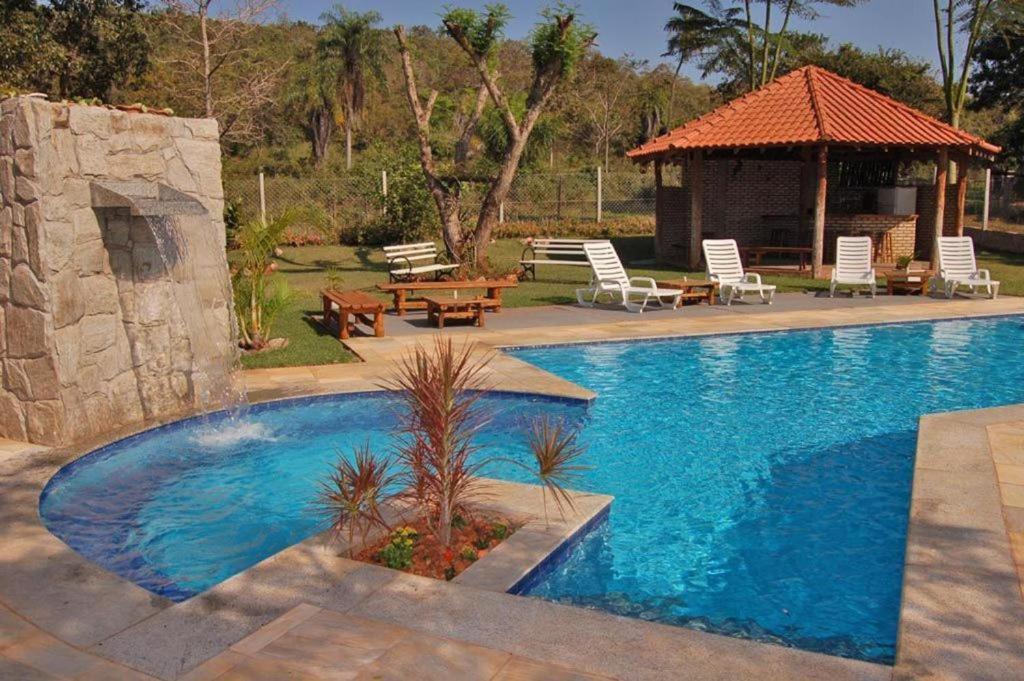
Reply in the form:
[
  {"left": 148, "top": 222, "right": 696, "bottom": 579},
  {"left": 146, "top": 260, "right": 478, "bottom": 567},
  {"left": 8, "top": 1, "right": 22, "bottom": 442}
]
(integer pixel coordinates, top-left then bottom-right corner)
[
  {"left": 0, "top": 258, "right": 9, "bottom": 303},
  {"left": 42, "top": 220, "right": 74, "bottom": 273},
  {"left": 80, "top": 313, "right": 117, "bottom": 355},
  {"left": 12, "top": 106, "right": 34, "bottom": 148},
  {"left": 112, "top": 150, "right": 165, "bottom": 179},
  {"left": 13, "top": 148, "right": 34, "bottom": 178},
  {"left": 10, "top": 263, "right": 46, "bottom": 309},
  {"left": 0, "top": 112, "right": 12, "bottom": 156},
  {"left": 75, "top": 238, "right": 108, "bottom": 275},
  {"left": 0, "top": 206, "right": 11, "bottom": 258},
  {"left": 82, "top": 274, "right": 119, "bottom": 316},
  {"left": 15, "top": 176, "right": 38, "bottom": 203},
  {"left": 6, "top": 305, "right": 48, "bottom": 358},
  {"left": 75, "top": 136, "right": 108, "bottom": 176},
  {"left": 47, "top": 128, "right": 80, "bottom": 178},
  {"left": 0, "top": 158, "right": 14, "bottom": 200},
  {"left": 52, "top": 270, "right": 86, "bottom": 328},
  {"left": 53, "top": 325, "right": 82, "bottom": 381},
  {"left": 11, "top": 224, "right": 27, "bottom": 264},
  {"left": 22, "top": 357, "right": 60, "bottom": 400},
  {"left": 25, "top": 400, "right": 63, "bottom": 445},
  {"left": 68, "top": 105, "right": 112, "bottom": 139},
  {"left": 72, "top": 206, "right": 101, "bottom": 244},
  {"left": 3, "top": 359, "right": 31, "bottom": 400},
  {"left": 102, "top": 215, "right": 131, "bottom": 247},
  {"left": 0, "top": 391, "right": 27, "bottom": 441},
  {"left": 23, "top": 201, "right": 43, "bottom": 275},
  {"left": 185, "top": 118, "right": 220, "bottom": 140}
]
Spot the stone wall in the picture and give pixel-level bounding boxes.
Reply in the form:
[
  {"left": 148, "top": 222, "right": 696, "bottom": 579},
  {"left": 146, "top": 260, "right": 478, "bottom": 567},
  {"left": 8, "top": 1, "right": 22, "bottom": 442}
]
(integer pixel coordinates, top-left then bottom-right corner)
[{"left": 0, "top": 96, "right": 236, "bottom": 445}]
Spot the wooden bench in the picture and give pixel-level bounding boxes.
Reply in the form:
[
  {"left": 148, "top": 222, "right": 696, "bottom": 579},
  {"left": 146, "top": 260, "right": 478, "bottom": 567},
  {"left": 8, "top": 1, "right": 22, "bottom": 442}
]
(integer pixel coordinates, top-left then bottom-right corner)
[
  {"left": 321, "top": 289, "right": 384, "bottom": 340},
  {"left": 519, "top": 238, "right": 594, "bottom": 279},
  {"left": 424, "top": 296, "right": 486, "bottom": 329},
  {"left": 744, "top": 245, "right": 811, "bottom": 271},
  {"left": 376, "top": 279, "right": 518, "bottom": 316},
  {"left": 383, "top": 241, "right": 460, "bottom": 283}
]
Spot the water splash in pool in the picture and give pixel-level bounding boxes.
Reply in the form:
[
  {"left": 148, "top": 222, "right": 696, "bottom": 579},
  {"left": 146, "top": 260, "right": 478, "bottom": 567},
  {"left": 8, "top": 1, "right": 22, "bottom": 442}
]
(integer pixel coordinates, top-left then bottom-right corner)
[{"left": 191, "top": 419, "right": 276, "bottom": 448}]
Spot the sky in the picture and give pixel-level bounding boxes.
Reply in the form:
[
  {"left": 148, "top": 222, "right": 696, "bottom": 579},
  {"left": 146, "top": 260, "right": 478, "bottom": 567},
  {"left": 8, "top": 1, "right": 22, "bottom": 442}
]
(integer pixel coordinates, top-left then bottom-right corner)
[{"left": 274, "top": 0, "right": 951, "bottom": 82}]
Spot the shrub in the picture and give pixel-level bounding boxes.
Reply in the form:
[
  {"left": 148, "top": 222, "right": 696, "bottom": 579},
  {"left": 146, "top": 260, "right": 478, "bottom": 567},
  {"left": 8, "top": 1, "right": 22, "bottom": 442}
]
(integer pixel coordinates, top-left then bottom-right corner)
[
  {"left": 525, "top": 416, "right": 589, "bottom": 526},
  {"left": 378, "top": 527, "right": 418, "bottom": 569},
  {"left": 490, "top": 521, "right": 509, "bottom": 540},
  {"left": 459, "top": 545, "right": 478, "bottom": 562},
  {"left": 317, "top": 444, "right": 396, "bottom": 556}
]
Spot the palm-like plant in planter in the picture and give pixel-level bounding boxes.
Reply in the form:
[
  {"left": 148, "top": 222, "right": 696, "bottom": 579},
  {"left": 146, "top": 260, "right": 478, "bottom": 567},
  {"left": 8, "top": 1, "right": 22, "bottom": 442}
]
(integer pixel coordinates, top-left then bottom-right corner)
[
  {"left": 317, "top": 444, "right": 396, "bottom": 556},
  {"left": 386, "top": 337, "right": 494, "bottom": 548},
  {"left": 525, "top": 416, "right": 589, "bottom": 526}
]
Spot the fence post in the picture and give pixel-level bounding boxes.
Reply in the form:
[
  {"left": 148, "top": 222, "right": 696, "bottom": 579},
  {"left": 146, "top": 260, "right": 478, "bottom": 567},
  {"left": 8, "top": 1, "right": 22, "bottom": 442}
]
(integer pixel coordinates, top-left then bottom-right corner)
[
  {"left": 982, "top": 167, "right": 991, "bottom": 231},
  {"left": 381, "top": 170, "right": 388, "bottom": 215},
  {"left": 258, "top": 171, "right": 267, "bottom": 225},
  {"left": 499, "top": 201, "right": 505, "bottom": 224},
  {"left": 596, "top": 166, "right": 603, "bottom": 223}
]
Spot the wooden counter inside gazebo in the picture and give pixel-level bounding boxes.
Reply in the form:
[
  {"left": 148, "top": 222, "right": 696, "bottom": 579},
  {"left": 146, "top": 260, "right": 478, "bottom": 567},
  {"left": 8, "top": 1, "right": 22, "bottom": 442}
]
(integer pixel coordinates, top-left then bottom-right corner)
[{"left": 627, "top": 66, "right": 1000, "bottom": 277}]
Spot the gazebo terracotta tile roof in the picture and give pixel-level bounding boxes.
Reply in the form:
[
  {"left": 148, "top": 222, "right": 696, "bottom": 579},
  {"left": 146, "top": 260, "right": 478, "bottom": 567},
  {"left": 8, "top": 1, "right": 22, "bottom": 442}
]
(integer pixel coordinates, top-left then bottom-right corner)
[{"left": 628, "top": 66, "right": 999, "bottom": 161}]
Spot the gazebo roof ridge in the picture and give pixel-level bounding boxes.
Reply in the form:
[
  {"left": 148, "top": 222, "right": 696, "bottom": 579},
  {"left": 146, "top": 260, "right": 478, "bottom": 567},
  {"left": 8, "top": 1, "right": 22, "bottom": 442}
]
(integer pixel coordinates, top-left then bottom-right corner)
[{"left": 628, "top": 65, "right": 999, "bottom": 161}]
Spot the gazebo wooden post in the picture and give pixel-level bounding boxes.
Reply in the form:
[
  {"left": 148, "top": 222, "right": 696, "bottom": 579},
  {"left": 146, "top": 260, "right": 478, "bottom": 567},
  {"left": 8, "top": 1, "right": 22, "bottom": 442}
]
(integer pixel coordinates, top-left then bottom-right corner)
[
  {"left": 688, "top": 151, "right": 704, "bottom": 271},
  {"left": 931, "top": 149, "right": 949, "bottom": 269},
  {"left": 811, "top": 145, "right": 828, "bottom": 278},
  {"left": 954, "top": 168, "right": 969, "bottom": 237}
]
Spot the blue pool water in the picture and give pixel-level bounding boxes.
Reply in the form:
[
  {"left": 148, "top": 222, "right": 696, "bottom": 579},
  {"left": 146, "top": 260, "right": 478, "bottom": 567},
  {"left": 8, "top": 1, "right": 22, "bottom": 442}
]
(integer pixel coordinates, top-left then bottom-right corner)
[{"left": 40, "top": 316, "right": 1024, "bottom": 664}]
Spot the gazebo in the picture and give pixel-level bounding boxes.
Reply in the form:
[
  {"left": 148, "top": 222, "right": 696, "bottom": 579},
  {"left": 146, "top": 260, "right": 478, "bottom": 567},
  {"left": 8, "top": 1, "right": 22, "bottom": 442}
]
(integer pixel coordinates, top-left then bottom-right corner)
[{"left": 627, "top": 66, "right": 1000, "bottom": 277}]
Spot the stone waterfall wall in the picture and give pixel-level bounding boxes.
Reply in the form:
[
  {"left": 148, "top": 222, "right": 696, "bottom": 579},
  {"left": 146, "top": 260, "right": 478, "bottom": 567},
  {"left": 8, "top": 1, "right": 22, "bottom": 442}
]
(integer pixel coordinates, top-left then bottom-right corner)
[{"left": 0, "top": 96, "right": 236, "bottom": 446}]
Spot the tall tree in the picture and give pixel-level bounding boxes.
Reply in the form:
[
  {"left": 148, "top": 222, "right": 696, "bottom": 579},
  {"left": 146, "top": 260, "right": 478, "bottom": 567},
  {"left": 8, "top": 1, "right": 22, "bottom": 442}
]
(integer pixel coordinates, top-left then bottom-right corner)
[
  {"left": 970, "top": 27, "right": 1024, "bottom": 170},
  {"left": 573, "top": 55, "right": 637, "bottom": 170},
  {"left": 284, "top": 41, "right": 339, "bottom": 165},
  {"left": 319, "top": 6, "right": 387, "bottom": 170},
  {"left": 158, "top": 0, "right": 283, "bottom": 144},
  {"left": 932, "top": 0, "right": 1022, "bottom": 129},
  {"left": 663, "top": 0, "right": 862, "bottom": 94},
  {"left": 0, "top": 0, "right": 148, "bottom": 100},
  {"left": 395, "top": 4, "right": 595, "bottom": 266}
]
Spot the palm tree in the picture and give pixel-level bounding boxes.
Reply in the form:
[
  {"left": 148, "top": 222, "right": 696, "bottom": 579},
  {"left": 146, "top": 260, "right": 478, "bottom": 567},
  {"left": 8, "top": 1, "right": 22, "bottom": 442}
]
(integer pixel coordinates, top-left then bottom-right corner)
[
  {"left": 662, "top": 2, "right": 742, "bottom": 126},
  {"left": 283, "top": 42, "right": 339, "bottom": 166},
  {"left": 318, "top": 6, "right": 386, "bottom": 170}
]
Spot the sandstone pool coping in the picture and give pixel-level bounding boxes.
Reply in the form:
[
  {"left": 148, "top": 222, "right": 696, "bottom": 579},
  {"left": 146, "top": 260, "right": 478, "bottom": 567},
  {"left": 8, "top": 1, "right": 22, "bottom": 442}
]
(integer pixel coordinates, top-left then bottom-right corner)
[{"left": 3, "top": 296, "right": 1024, "bottom": 679}]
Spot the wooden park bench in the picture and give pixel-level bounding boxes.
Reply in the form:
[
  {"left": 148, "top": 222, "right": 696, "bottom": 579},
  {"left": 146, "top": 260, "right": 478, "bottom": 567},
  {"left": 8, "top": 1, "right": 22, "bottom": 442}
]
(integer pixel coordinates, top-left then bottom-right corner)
[
  {"left": 383, "top": 241, "right": 460, "bottom": 283},
  {"left": 320, "top": 289, "right": 385, "bottom": 340},
  {"left": 424, "top": 296, "right": 486, "bottom": 329},
  {"left": 519, "top": 238, "right": 594, "bottom": 279},
  {"left": 376, "top": 279, "right": 518, "bottom": 316}
]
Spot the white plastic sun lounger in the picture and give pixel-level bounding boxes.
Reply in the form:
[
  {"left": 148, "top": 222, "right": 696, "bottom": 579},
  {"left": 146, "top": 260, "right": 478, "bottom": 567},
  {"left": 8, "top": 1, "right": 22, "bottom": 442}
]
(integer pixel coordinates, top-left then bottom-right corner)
[
  {"left": 830, "top": 236, "right": 877, "bottom": 298},
  {"left": 702, "top": 239, "right": 776, "bottom": 305},
  {"left": 934, "top": 236, "right": 999, "bottom": 299},
  {"left": 575, "top": 241, "right": 682, "bottom": 313}
]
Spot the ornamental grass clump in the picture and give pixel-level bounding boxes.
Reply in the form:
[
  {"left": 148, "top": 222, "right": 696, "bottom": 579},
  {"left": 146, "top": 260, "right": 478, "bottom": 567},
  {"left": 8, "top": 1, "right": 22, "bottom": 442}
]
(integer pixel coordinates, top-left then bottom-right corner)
[
  {"left": 385, "top": 337, "right": 494, "bottom": 548},
  {"left": 317, "top": 444, "right": 396, "bottom": 556},
  {"left": 526, "top": 416, "right": 589, "bottom": 526}
]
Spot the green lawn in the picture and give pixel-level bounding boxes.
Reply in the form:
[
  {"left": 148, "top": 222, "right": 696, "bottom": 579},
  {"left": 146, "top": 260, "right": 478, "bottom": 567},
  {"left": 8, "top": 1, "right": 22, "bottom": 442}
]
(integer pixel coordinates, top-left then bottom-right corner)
[{"left": 237, "top": 236, "right": 1024, "bottom": 369}]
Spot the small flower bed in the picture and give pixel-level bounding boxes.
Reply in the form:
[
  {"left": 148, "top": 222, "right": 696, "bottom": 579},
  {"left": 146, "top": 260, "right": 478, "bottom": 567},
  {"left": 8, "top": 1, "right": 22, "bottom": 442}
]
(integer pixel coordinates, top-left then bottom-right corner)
[{"left": 356, "top": 514, "right": 519, "bottom": 581}]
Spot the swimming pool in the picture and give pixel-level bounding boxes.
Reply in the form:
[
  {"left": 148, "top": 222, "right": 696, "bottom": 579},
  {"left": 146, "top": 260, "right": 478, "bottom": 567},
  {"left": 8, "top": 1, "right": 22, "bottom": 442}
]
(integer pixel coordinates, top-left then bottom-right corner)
[{"left": 40, "top": 316, "right": 1024, "bottom": 664}]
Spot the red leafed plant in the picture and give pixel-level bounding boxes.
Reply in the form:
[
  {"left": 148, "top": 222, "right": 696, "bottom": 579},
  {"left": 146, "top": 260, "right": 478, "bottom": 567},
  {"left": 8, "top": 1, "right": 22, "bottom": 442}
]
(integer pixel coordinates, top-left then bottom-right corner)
[
  {"left": 525, "top": 416, "right": 589, "bottom": 526},
  {"left": 384, "top": 337, "right": 494, "bottom": 548},
  {"left": 317, "top": 443, "right": 396, "bottom": 556}
]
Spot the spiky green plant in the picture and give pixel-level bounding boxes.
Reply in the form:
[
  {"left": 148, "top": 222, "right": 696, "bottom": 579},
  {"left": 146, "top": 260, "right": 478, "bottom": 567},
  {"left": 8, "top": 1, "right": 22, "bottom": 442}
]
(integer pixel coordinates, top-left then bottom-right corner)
[
  {"left": 385, "top": 338, "right": 494, "bottom": 548},
  {"left": 317, "top": 444, "right": 396, "bottom": 556},
  {"left": 525, "top": 416, "right": 589, "bottom": 526}
]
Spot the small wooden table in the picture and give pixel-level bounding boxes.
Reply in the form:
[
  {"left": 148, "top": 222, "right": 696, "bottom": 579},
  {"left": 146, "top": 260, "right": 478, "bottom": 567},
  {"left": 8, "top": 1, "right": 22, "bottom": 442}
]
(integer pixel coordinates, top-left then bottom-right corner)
[
  {"left": 885, "top": 270, "right": 933, "bottom": 296},
  {"left": 424, "top": 296, "right": 486, "bottom": 329},
  {"left": 655, "top": 278, "right": 719, "bottom": 306},
  {"left": 376, "top": 279, "right": 518, "bottom": 316},
  {"left": 321, "top": 289, "right": 385, "bottom": 339},
  {"left": 744, "top": 246, "right": 812, "bottom": 271}
]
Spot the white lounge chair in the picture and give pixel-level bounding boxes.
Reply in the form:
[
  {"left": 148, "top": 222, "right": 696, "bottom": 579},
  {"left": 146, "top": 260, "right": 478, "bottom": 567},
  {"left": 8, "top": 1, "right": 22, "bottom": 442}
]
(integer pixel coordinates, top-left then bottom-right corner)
[
  {"left": 576, "top": 241, "right": 682, "bottom": 313},
  {"left": 383, "top": 241, "right": 459, "bottom": 283},
  {"left": 934, "top": 236, "right": 999, "bottom": 299},
  {"left": 702, "top": 239, "right": 776, "bottom": 305},
  {"left": 830, "top": 236, "right": 877, "bottom": 298}
]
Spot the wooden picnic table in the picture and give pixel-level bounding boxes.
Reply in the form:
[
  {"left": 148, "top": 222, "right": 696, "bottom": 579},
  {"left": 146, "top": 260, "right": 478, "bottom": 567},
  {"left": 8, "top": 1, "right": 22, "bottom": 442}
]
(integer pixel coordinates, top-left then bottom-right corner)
[
  {"left": 655, "top": 278, "right": 719, "bottom": 306},
  {"left": 424, "top": 296, "right": 487, "bottom": 329},
  {"left": 744, "top": 245, "right": 812, "bottom": 270},
  {"left": 376, "top": 279, "right": 518, "bottom": 316},
  {"left": 321, "top": 289, "right": 385, "bottom": 340},
  {"left": 885, "top": 270, "right": 933, "bottom": 296}
]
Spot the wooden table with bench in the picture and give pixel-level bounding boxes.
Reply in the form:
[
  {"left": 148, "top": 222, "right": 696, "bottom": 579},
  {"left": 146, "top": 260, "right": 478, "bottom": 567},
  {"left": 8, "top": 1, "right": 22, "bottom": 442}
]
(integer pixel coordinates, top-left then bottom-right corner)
[
  {"left": 424, "top": 296, "right": 487, "bottom": 329},
  {"left": 320, "top": 289, "right": 385, "bottom": 340},
  {"left": 376, "top": 279, "right": 518, "bottom": 316},
  {"left": 885, "top": 270, "right": 933, "bottom": 296},
  {"left": 654, "top": 278, "right": 719, "bottom": 307}
]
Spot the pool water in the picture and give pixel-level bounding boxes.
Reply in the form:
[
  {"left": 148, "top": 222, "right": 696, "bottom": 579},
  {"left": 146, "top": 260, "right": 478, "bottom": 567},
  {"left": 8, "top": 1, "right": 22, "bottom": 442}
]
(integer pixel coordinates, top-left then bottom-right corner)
[{"left": 40, "top": 316, "right": 1024, "bottom": 664}]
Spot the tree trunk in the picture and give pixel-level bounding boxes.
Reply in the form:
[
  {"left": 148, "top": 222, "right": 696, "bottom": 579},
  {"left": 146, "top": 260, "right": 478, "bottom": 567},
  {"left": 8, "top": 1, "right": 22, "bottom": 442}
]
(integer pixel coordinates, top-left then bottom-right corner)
[
  {"left": 471, "top": 133, "right": 532, "bottom": 264},
  {"left": 200, "top": 4, "right": 214, "bottom": 118},
  {"left": 311, "top": 109, "right": 332, "bottom": 165},
  {"left": 345, "top": 124, "right": 352, "bottom": 170}
]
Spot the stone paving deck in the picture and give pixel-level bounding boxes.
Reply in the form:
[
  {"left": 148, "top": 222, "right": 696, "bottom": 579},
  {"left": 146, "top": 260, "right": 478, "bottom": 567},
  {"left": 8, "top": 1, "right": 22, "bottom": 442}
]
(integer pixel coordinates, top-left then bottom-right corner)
[{"left": 3, "top": 294, "right": 1024, "bottom": 680}]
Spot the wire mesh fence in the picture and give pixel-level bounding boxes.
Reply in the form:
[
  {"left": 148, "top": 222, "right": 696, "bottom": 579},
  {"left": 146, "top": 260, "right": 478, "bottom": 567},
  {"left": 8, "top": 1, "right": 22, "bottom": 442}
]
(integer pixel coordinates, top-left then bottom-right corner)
[{"left": 223, "top": 168, "right": 656, "bottom": 243}]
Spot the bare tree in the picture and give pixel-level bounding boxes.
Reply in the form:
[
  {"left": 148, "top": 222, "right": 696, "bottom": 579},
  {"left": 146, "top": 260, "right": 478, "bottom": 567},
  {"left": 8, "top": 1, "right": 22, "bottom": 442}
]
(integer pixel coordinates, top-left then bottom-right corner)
[
  {"left": 158, "top": 0, "right": 283, "bottom": 143},
  {"left": 395, "top": 5, "right": 595, "bottom": 266},
  {"left": 574, "top": 55, "right": 637, "bottom": 171}
]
